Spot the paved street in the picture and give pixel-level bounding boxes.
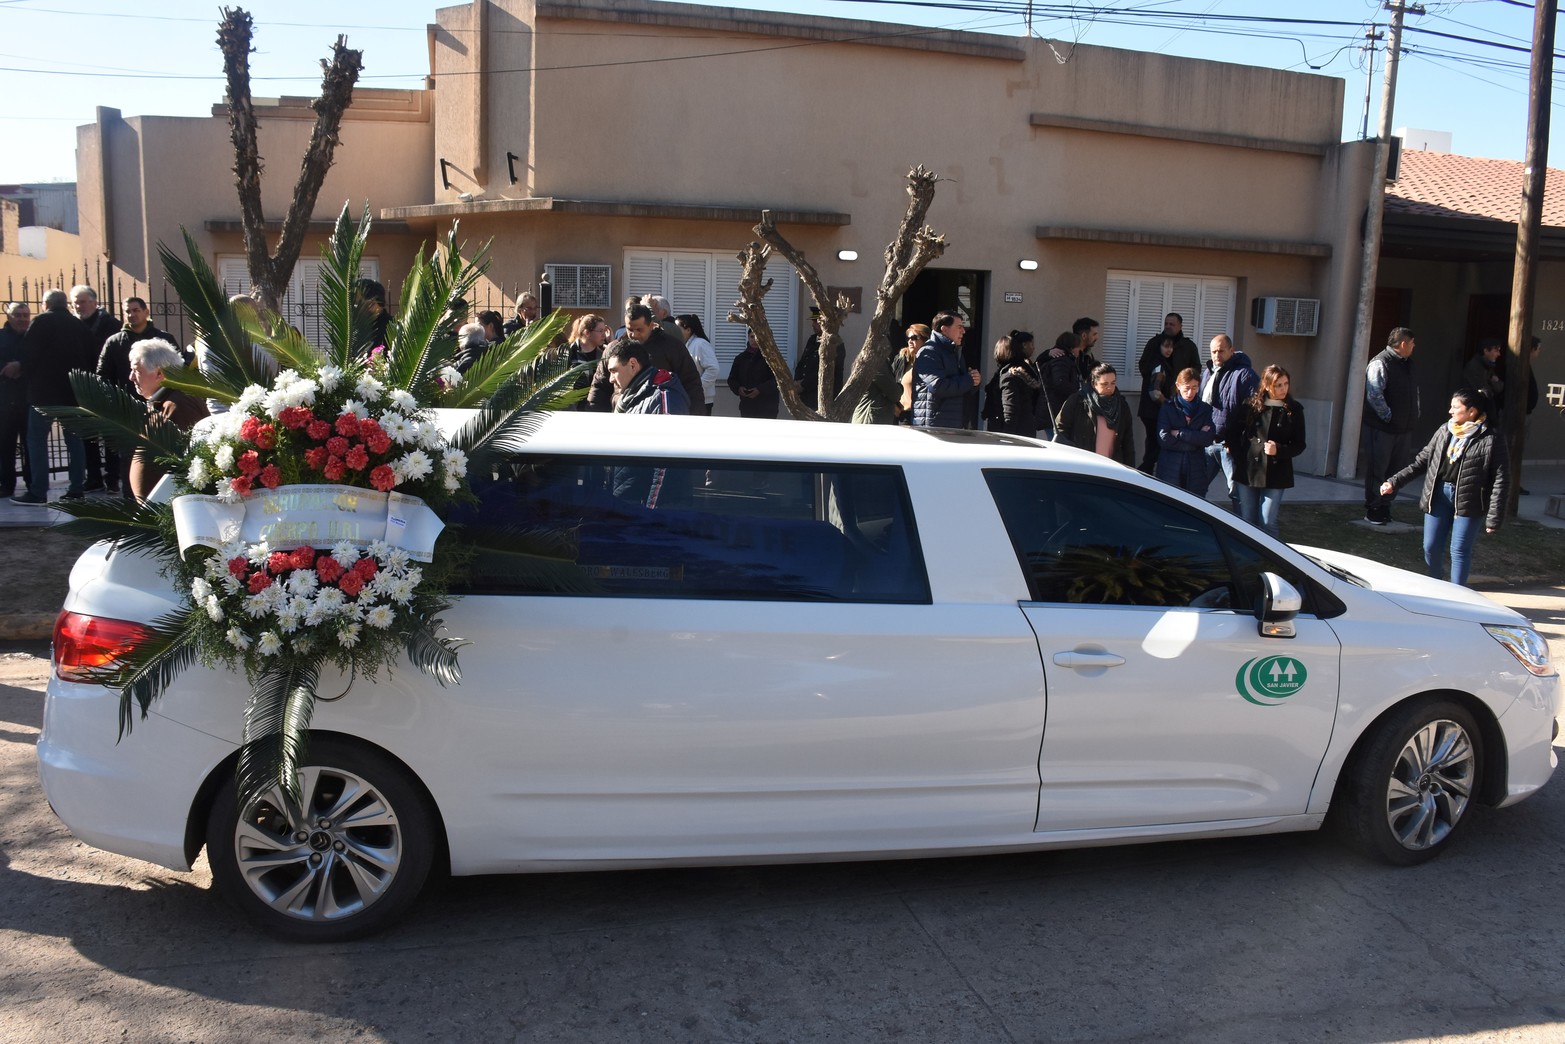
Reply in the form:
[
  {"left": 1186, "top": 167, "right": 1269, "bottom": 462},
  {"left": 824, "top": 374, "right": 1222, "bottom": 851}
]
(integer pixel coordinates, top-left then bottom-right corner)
[{"left": 4, "top": 585, "right": 1565, "bottom": 1044}]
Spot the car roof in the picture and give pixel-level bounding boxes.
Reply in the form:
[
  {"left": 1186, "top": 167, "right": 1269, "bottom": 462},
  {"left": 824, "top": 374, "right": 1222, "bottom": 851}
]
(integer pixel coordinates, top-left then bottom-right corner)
[{"left": 444, "top": 409, "right": 1123, "bottom": 472}]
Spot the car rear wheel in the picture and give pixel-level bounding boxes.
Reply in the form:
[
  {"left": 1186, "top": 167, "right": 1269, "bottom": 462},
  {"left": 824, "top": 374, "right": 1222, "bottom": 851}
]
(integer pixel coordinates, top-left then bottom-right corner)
[
  {"left": 205, "top": 738, "right": 435, "bottom": 941},
  {"left": 1336, "top": 699, "right": 1482, "bottom": 865}
]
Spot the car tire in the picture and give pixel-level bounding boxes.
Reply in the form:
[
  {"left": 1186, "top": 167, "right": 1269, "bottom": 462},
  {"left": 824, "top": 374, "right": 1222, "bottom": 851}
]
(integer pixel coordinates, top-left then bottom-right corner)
[
  {"left": 1335, "top": 698, "right": 1483, "bottom": 866},
  {"left": 205, "top": 737, "right": 436, "bottom": 941}
]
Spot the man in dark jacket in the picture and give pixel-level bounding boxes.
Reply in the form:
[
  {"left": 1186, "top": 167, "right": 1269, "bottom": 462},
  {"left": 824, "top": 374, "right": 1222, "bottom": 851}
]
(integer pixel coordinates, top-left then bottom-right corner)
[
  {"left": 96, "top": 297, "right": 173, "bottom": 496},
  {"left": 1138, "top": 313, "right": 1201, "bottom": 399},
  {"left": 586, "top": 303, "right": 703, "bottom": 411},
  {"left": 794, "top": 310, "right": 844, "bottom": 412},
  {"left": 17, "top": 289, "right": 93, "bottom": 503},
  {"left": 913, "top": 311, "right": 980, "bottom": 428},
  {"left": 1363, "top": 326, "right": 1420, "bottom": 525},
  {"left": 0, "top": 301, "right": 31, "bottom": 498},
  {"left": 72, "top": 285, "right": 120, "bottom": 492},
  {"left": 1198, "top": 333, "right": 1258, "bottom": 506},
  {"left": 605, "top": 338, "right": 690, "bottom": 508},
  {"left": 727, "top": 329, "right": 780, "bottom": 419}
]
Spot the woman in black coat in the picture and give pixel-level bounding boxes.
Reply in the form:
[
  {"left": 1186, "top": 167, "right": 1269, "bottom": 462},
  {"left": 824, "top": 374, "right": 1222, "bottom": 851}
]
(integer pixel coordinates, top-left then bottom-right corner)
[
  {"left": 1225, "top": 364, "right": 1306, "bottom": 538},
  {"left": 987, "top": 330, "right": 1042, "bottom": 436},
  {"left": 1380, "top": 386, "right": 1509, "bottom": 586}
]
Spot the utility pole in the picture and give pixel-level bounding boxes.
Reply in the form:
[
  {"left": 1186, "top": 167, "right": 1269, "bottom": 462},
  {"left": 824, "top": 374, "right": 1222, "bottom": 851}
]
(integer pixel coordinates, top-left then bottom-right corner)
[
  {"left": 1504, "top": 0, "right": 1556, "bottom": 515},
  {"left": 1359, "top": 25, "right": 1382, "bottom": 140},
  {"left": 1336, "top": 1, "right": 1421, "bottom": 481}
]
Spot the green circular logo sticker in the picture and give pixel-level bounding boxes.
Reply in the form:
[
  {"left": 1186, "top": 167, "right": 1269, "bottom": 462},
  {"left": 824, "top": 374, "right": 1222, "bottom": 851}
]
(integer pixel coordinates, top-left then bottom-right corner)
[{"left": 1236, "top": 656, "right": 1307, "bottom": 706}]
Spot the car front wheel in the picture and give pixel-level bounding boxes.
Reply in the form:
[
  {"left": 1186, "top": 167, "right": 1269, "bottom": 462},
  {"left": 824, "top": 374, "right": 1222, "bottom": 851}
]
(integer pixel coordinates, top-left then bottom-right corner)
[
  {"left": 1336, "top": 699, "right": 1483, "bottom": 865},
  {"left": 205, "top": 738, "right": 436, "bottom": 941}
]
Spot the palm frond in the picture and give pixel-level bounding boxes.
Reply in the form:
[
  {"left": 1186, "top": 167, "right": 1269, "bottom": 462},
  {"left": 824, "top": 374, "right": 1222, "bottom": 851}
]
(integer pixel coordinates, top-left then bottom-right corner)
[
  {"left": 441, "top": 310, "right": 572, "bottom": 408},
  {"left": 318, "top": 204, "right": 377, "bottom": 368},
  {"left": 251, "top": 319, "right": 324, "bottom": 376},
  {"left": 402, "top": 620, "right": 464, "bottom": 685},
  {"left": 159, "top": 230, "right": 274, "bottom": 398},
  {"left": 85, "top": 606, "right": 205, "bottom": 739},
  {"left": 449, "top": 404, "right": 551, "bottom": 477},
  {"left": 45, "top": 372, "right": 186, "bottom": 461},
  {"left": 53, "top": 498, "right": 176, "bottom": 557},
  {"left": 237, "top": 657, "right": 322, "bottom": 810},
  {"left": 383, "top": 227, "right": 488, "bottom": 395},
  {"left": 461, "top": 525, "right": 602, "bottom": 595}
]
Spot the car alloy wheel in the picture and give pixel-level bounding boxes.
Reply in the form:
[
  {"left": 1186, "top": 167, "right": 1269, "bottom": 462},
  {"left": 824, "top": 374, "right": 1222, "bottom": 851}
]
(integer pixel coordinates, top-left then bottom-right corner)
[
  {"left": 207, "top": 739, "right": 435, "bottom": 941},
  {"left": 1384, "top": 717, "right": 1475, "bottom": 851}
]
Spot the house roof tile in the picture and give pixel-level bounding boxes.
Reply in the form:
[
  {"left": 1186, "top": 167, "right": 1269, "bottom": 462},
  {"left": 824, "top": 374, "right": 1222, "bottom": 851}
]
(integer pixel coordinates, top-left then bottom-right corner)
[{"left": 1386, "top": 149, "right": 1565, "bottom": 226}]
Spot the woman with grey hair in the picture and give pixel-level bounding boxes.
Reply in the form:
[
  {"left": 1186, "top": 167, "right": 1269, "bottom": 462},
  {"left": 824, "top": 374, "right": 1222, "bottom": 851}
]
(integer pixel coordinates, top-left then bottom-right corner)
[{"left": 128, "top": 338, "right": 208, "bottom": 499}]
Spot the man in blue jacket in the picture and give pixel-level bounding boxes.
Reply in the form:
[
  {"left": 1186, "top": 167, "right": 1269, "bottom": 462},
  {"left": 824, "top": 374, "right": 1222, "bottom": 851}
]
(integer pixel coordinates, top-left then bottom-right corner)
[
  {"left": 913, "top": 311, "right": 980, "bottom": 428},
  {"left": 1198, "top": 333, "right": 1258, "bottom": 507}
]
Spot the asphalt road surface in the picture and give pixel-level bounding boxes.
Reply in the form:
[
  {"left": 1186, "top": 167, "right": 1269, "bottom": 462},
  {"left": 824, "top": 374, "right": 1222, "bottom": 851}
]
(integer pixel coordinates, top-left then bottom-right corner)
[{"left": 5, "top": 622, "right": 1565, "bottom": 1043}]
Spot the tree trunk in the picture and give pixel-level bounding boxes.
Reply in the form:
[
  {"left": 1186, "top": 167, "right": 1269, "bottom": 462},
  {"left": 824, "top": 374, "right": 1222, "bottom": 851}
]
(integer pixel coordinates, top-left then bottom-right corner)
[
  {"left": 218, "top": 7, "right": 363, "bottom": 317},
  {"left": 731, "top": 167, "right": 947, "bottom": 422}
]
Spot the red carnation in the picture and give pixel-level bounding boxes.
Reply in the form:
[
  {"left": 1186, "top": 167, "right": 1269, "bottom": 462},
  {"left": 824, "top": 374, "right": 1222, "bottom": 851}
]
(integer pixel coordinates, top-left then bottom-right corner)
[
  {"left": 358, "top": 417, "right": 383, "bottom": 438},
  {"left": 230, "top": 475, "right": 252, "bottom": 496},
  {"left": 303, "top": 447, "right": 328, "bottom": 470},
  {"left": 228, "top": 555, "right": 249, "bottom": 579},
  {"left": 259, "top": 463, "right": 282, "bottom": 489},
  {"left": 237, "top": 450, "right": 262, "bottom": 477},
  {"left": 326, "top": 436, "right": 350, "bottom": 457},
  {"left": 289, "top": 546, "right": 317, "bottom": 570},
  {"left": 366, "top": 432, "right": 392, "bottom": 455},
  {"left": 352, "top": 556, "right": 378, "bottom": 579},
  {"left": 370, "top": 464, "right": 396, "bottom": 491},
  {"left": 316, "top": 556, "right": 345, "bottom": 584},
  {"left": 246, "top": 571, "right": 272, "bottom": 594},
  {"left": 307, "top": 420, "right": 331, "bottom": 441},
  {"left": 345, "top": 444, "right": 370, "bottom": 471},
  {"left": 239, "top": 416, "right": 262, "bottom": 442},
  {"left": 267, "top": 551, "right": 292, "bottom": 575},
  {"left": 335, "top": 413, "right": 361, "bottom": 437},
  {"left": 254, "top": 424, "right": 278, "bottom": 450},
  {"left": 323, "top": 458, "right": 347, "bottom": 482},
  {"left": 279, "top": 406, "right": 313, "bottom": 430},
  {"left": 337, "top": 572, "right": 365, "bottom": 597}
]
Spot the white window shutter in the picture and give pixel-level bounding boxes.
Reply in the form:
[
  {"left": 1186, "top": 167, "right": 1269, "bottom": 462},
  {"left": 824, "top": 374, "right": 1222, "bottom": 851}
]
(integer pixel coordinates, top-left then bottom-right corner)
[
  {"left": 668, "top": 254, "right": 712, "bottom": 322},
  {"left": 1101, "top": 275, "right": 1133, "bottom": 377},
  {"left": 1197, "top": 279, "right": 1235, "bottom": 347},
  {"left": 712, "top": 258, "right": 749, "bottom": 372},
  {"left": 624, "top": 254, "right": 667, "bottom": 302},
  {"left": 217, "top": 257, "right": 252, "bottom": 297},
  {"left": 1168, "top": 280, "right": 1200, "bottom": 339}
]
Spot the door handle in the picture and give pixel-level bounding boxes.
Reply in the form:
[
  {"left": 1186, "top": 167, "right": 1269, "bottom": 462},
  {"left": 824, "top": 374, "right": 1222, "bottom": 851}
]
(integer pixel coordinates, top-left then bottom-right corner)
[{"left": 1052, "top": 650, "right": 1126, "bottom": 669}]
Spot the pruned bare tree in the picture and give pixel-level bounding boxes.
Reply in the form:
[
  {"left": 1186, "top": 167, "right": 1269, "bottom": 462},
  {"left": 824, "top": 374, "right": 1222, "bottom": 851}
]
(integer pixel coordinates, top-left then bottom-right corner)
[
  {"left": 729, "top": 166, "right": 947, "bottom": 422},
  {"left": 218, "top": 7, "right": 363, "bottom": 315}
]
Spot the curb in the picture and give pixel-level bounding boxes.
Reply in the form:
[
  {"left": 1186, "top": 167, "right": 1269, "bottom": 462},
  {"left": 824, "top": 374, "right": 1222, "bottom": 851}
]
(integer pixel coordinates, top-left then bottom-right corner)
[{"left": 0, "top": 613, "right": 55, "bottom": 642}]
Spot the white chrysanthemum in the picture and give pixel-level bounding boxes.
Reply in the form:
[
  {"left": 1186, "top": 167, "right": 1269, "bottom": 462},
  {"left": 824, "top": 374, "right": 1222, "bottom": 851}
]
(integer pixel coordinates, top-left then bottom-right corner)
[
  {"left": 355, "top": 374, "right": 385, "bottom": 402},
  {"left": 234, "top": 385, "right": 268, "bottom": 412},
  {"left": 188, "top": 415, "right": 221, "bottom": 446},
  {"left": 396, "top": 450, "right": 433, "bottom": 482},
  {"left": 216, "top": 484, "right": 244, "bottom": 505},
  {"left": 317, "top": 364, "right": 344, "bottom": 393},
  {"left": 187, "top": 457, "right": 212, "bottom": 489},
  {"left": 443, "top": 472, "right": 462, "bottom": 492},
  {"left": 381, "top": 547, "right": 408, "bottom": 571},
  {"left": 330, "top": 541, "right": 359, "bottom": 568},
  {"left": 245, "top": 541, "right": 272, "bottom": 565},
  {"left": 368, "top": 539, "right": 392, "bottom": 560},
  {"left": 416, "top": 420, "right": 443, "bottom": 449},
  {"left": 337, "top": 622, "right": 363, "bottom": 648},
  {"left": 214, "top": 444, "right": 236, "bottom": 472},
  {"left": 284, "top": 378, "right": 318, "bottom": 408},
  {"left": 314, "top": 587, "right": 347, "bottom": 614},
  {"left": 437, "top": 365, "right": 462, "bottom": 388},
  {"left": 204, "top": 596, "right": 224, "bottom": 622},
  {"left": 340, "top": 398, "right": 370, "bottom": 420},
  {"left": 243, "top": 592, "right": 271, "bottom": 619},
  {"left": 404, "top": 566, "right": 423, "bottom": 588},
  {"left": 219, "top": 573, "right": 243, "bottom": 596},
  {"left": 262, "top": 388, "right": 290, "bottom": 418},
  {"left": 293, "top": 635, "right": 315, "bottom": 654},
  {"left": 384, "top": 576, "right": 415, "bottom": 604},
  {"left": 191, "top": 577, "right": 213, "bottom": 602},
  {"left": 441, "top": 447, "right": 468, "bottom": 478},
  {"left": 256, "top": 631, "right": 282, "bottom": 657},
  {"left": 274, "top": 369, "right": 300, "bottom": 388},
  {"left": 226, "top": 626, "right": 251, "bottom": 650},
  {"left": 380, "top": 413, "right": 415, "bottom": 445},
  {"left": 276, "top": 606, "right": 301, "bottom": 634},
  {"left": 364, "top": 604, "right": 395, "bottom": 629},
  {"left": 285, "top": 569, "right": 319, "bottom": 597},
  {"left": 389, "top": 388, "right": 418, "bottom": 411}
]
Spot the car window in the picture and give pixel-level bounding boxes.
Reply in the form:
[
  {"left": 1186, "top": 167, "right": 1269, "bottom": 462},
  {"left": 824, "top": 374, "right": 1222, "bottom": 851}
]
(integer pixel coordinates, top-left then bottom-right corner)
[
  {"left": 449, "top": 455, "right": 931, "bottom": 603},
  {"left": 984, "top": 470, "right": 1237, "bottom": 608}
]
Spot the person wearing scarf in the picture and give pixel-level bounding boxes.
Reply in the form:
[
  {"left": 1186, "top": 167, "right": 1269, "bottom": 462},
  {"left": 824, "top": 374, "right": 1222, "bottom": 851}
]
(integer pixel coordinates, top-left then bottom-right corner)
[
  {"left": 1226, "top": 364, "right": 1307, "bottom": 538},
  {"left": 1055, "top": 362, "right": 1135, "bottom": 466},
  {"left": 1154, "top": 366, "right": 1216, "bottom": 494},
  {"left": 1380, "top": 387, "right": 1509, "bottom": 585}
]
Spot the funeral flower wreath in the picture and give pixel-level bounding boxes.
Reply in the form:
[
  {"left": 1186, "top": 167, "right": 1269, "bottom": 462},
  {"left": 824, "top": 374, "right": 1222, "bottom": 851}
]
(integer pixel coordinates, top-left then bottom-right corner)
[{"left": 52, "top": 209, "right": 579, "bottom": 807}]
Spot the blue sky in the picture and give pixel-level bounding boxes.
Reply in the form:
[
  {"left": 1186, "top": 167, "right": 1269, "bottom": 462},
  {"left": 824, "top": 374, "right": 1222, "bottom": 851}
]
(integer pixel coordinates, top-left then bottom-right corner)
[{"left": 0, "top": 0, "right": 1556, "bottom": 184}]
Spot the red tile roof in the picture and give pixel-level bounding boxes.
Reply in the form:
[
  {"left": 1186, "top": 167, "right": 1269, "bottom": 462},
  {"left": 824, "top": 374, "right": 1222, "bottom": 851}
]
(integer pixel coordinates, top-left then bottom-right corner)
[{"left": 1386, "top": 149, "right": 1565, "bottom": 226}]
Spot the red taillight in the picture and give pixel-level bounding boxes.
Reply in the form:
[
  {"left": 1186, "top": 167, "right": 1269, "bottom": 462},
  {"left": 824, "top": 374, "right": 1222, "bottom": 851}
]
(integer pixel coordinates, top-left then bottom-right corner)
[{"left": 53, "top": 611, "right": 154, "bottom": 683}]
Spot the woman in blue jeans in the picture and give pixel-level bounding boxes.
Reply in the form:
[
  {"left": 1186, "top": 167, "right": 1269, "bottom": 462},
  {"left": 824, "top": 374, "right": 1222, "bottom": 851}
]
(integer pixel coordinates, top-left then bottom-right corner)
[{"left": 1380, "top": 387, "right": 1509, "bottom": 586}]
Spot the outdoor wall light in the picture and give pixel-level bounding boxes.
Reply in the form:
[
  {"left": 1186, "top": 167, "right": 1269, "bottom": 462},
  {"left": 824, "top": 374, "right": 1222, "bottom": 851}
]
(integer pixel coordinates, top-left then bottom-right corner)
[
  {"left": 1018, "top": 259, "right": 1039, "bottom": 271},
  {"left": 837, "top": 250, "right": 859, "bottom": 262}
]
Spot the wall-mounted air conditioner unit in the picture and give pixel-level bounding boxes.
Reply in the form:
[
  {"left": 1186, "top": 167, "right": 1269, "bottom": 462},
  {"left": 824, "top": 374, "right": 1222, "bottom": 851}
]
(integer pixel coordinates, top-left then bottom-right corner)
[
  {"left": 544, "top": 263, "right": 612, "bottom": 310},
  {"left": 1251, "top": 296, "right": 1320, "bottom": 337}
]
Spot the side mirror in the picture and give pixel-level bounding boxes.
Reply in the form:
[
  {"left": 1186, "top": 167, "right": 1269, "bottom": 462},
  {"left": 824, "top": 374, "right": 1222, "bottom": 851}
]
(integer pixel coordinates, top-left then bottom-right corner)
[{"left": 1256, "top": 572, "right": 1302, "bottom": 639}]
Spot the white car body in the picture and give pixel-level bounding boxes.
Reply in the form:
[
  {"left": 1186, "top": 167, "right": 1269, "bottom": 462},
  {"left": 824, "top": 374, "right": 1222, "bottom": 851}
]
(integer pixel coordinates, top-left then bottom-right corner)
[{"left": 38, "top": 413, "right": 1560, "bottom": 886}]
